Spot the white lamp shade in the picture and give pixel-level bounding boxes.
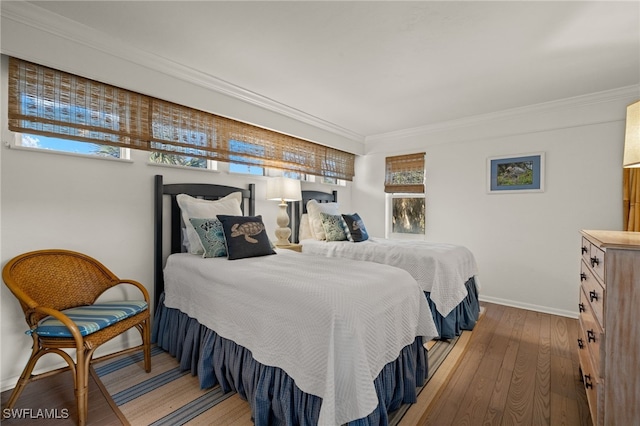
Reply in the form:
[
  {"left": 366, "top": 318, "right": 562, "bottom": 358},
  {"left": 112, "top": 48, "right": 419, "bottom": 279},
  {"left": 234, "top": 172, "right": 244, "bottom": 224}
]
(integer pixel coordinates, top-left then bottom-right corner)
[
  {"left": 266, "top": 177, "right": 302, "bottom": 201},
  {"left": 623, "top": 100, "right": 640, "bottom": 168}
]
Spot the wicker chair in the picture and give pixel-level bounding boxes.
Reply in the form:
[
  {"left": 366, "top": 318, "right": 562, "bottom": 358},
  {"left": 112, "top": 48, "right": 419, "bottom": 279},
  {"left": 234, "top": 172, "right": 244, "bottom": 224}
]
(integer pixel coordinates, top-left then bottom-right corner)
[{"left": 2, "top": 249, "right": 151, "bottom": 426}]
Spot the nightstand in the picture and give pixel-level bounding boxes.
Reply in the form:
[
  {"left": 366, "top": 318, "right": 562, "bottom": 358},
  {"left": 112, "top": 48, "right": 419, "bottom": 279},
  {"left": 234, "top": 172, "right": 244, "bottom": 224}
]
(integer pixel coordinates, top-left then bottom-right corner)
[{"left": 276, "top": 243, "right": 302, "bottom": 252}]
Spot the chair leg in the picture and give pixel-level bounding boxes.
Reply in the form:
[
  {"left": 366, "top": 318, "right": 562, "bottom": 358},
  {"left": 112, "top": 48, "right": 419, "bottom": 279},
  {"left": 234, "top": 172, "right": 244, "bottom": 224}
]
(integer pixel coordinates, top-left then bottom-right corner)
[
  {"left": 2, "top": 335, "right": 46, "bottom": 416},
  {"left": 2, "top": 344, "right": 79, "bottom": 418},
  {"left": 3, "top": 354, "right": 40, "bottom": 413},
  {"left": 143, "top": 319, "right": 151, "bottom": 373},
  {"left": 75, "top": 348, "right": 95, "bottom": 426}
]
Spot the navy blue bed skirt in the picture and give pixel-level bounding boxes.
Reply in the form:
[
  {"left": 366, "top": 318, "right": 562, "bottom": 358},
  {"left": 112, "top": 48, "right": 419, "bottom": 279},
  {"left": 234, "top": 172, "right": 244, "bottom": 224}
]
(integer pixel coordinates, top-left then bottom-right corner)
[
  {"left": 427, "top": 277, "right": 480, "bottom": 340},
  {"left": 152, "top": 294, "right": 428, "bottom": 426}
]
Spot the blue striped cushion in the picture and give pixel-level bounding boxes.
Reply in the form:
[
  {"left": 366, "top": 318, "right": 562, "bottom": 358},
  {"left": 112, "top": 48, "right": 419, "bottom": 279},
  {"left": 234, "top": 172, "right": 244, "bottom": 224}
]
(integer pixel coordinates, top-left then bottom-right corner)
[{"left": 34, "top": 301, "right": 148, "bottom": 337}]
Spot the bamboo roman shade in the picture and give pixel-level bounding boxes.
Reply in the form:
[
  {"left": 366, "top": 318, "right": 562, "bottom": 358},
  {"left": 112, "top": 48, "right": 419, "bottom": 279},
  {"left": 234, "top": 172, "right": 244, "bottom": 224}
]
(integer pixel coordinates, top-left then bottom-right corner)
[
  {"left": 8, "top": 57, "right": 355, "bottom": 180},
  {"left": 384, "top": 152, "right": 425, "bottom": 193},
  {"left": 8, "top": 57, "right": 151, "bottom": 150}
]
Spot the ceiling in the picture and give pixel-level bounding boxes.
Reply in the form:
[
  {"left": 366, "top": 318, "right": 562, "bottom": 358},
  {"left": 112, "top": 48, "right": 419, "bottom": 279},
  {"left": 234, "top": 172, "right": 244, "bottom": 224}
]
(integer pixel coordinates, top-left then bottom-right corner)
[{"left": 22, "top": 1, "right": 640, "bottom": 140}]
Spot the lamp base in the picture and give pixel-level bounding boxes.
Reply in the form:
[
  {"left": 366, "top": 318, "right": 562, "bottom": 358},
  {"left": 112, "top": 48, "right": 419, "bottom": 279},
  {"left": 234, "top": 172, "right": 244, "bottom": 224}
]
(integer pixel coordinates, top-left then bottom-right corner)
[
  {"left": 274, "top": 228, "right": 292, "bottom": 246},
  {"left": 274, "top": 202, "right": 292, "bottom": 246}
]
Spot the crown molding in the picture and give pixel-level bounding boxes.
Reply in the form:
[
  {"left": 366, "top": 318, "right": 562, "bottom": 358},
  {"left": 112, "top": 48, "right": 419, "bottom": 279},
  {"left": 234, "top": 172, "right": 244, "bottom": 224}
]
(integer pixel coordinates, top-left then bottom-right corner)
[
  {"left": 4, "top": 2, "right": 637, "bottom": 148},
  {"left": 1, "top": 1, "right": 365, "bottom": 144},
  {"left": 366, "top": 85, "right": 640, "bottom": 144}
]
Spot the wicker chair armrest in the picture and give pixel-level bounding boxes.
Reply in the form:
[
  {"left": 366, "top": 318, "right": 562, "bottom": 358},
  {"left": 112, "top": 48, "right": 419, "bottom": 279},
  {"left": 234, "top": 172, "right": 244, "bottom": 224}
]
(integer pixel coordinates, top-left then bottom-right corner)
[
  {"left": 113, "top": 279, "right": 151, "bottom": 304},
  {"left": 30, "top": 306, "right": 84, "bottom": 344}
]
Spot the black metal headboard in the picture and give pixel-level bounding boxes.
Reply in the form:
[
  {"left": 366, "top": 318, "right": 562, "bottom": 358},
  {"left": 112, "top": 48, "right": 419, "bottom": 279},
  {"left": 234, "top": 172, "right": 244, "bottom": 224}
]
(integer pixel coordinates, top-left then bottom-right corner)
[
  {"left": 290, "top": 190, "right": 337, "bottom": 243},
  {"left": 153, "top": 174, "right": 255, "bottom": 310}
]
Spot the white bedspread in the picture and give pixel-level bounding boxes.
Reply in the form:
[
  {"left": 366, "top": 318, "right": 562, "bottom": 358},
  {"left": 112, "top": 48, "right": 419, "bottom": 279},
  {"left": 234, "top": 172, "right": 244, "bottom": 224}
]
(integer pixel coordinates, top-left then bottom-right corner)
[
  {"left": 163, "top": 250, "right": 437, "bottom": 425},
  {"left": 300, "top": 238, "right": 478, "bottom": 317}
]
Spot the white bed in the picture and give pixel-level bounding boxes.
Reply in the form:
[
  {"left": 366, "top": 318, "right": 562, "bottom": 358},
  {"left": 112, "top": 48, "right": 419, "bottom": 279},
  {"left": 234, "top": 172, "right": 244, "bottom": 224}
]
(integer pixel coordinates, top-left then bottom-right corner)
[
  {"left": 300, "top": 237, "right": 477, "bottom": 317},
  {"left": 162, "top": 250, "right": 437, "bottom": 425},
  {"left": 291, "top": 190, "right": 481, "bottom": 339},
  {"left": 152, "top": 175, "right": 440, "bottom": 425}
]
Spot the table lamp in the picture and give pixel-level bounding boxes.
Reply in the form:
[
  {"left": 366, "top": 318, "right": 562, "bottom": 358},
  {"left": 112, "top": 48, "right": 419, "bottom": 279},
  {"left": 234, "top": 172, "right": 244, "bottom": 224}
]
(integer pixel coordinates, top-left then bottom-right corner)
[
  {"left": 266, "top": 177, "right": 302, "bottom": 246},
  {"left": 623, "top": 100, "right": 640, "bottom": 168}
]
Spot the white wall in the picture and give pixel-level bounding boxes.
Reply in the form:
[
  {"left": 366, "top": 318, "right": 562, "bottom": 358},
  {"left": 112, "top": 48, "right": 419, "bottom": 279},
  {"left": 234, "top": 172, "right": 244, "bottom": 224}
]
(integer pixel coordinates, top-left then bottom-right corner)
[{"left": 354, "top": 89, "right": 636, "bottom": 317}]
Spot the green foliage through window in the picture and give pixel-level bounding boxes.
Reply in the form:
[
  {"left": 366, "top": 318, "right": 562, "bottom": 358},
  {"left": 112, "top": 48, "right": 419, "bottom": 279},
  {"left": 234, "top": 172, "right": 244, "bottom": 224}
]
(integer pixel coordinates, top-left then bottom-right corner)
[{"left": 392, "top": 197, "right": 425, "bottom": 234}]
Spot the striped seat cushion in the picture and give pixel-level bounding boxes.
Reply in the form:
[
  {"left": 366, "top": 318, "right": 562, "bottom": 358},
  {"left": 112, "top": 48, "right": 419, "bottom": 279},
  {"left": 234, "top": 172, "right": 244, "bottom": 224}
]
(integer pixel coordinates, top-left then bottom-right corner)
[{"left": 34, "top": 301, "right": 148, "bottom": 337}]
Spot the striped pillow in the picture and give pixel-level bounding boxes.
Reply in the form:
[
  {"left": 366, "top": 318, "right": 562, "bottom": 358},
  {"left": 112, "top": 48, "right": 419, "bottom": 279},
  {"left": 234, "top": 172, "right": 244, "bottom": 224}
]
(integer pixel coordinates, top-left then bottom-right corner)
[{"left": 34, "top": 300, "right": 148, "bottom": 337}]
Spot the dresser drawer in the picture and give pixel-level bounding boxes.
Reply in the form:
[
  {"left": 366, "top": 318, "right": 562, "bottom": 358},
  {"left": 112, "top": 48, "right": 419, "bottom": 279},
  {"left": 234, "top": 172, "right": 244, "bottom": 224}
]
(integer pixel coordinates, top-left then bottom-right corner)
[
  {"left": 579, "top": 262, "right": 606, "bottom": 329},
  {"left": 588, "top": 244, "right": 605, "bottom": 283},
  {"left": 581, "top": 237, "right": 591, "bottom": 265},
  {"left": 582, "top": 365, "right": 604, "bottom": 426},
  {"left": 577, "top": 321, "right": 603, "bottom": 426},
  {"left": 580, "top": 261, "right": 605, "bottom": 328},
  {"left": 579, "top": 289, "right": 604, "bottom": 378}
]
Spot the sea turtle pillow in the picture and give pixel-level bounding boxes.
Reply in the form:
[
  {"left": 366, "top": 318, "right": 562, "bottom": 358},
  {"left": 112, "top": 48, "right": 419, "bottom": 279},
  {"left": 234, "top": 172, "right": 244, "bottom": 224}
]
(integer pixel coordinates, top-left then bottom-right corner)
[
  {"left": 217, "top": 215, "right": 276, "bottom": 260},
  {"left": 341, "top": 213, "right": 369, "bottom": 242}
]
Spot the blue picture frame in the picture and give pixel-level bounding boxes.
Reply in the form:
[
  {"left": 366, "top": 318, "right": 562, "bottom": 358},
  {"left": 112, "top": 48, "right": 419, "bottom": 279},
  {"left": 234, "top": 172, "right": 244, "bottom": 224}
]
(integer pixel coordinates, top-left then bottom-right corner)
[{"left": 487, "top": 152, "right": 545, "bottom": 193}]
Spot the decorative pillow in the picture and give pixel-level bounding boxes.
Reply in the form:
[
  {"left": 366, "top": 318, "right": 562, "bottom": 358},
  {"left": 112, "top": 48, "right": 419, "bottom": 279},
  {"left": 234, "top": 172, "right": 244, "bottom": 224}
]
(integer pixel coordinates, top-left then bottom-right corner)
[
  {"left": 177, "top": 192, "right": 243, "bottom": 255},
  {"left": 306, "top": 200, "right": 340, "bottom": 240},
  {"left": 320, "top": 212, "right": 347, "bottom": 241},
  {"left": 217, "top": 215, "right": 276, "bottom": 260},
  {"left": 298, "top": 214, "right": 314, "bottom": 241},
  {"left": 341, "top": 213, "right": 369, "bottom": 242},
  {"left": 189, "top": 218, "right": 227, "bottom": 258}
]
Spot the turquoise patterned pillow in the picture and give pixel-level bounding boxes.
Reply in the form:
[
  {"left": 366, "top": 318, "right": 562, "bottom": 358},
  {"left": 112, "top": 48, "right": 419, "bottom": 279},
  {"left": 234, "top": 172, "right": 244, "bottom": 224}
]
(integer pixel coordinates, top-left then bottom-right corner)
[
  {"left": 189, "top": 218, "right": 227, "bottom": 258},
  {"left": 320, "top": 212, "right": 347, "bottom": 242}
]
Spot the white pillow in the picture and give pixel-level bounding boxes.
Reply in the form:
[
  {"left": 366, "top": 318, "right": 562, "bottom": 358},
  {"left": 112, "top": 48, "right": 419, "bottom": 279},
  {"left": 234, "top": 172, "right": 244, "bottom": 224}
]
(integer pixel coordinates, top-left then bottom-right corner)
[
  {"left": 299, "top": 214, "right": 314, "bottom": 241},
  {"left": 177, "top": 192, "right": 243, "bottom": 255},
  {"left": 306, "top": 199, "right": 340, "bottom": 240}
]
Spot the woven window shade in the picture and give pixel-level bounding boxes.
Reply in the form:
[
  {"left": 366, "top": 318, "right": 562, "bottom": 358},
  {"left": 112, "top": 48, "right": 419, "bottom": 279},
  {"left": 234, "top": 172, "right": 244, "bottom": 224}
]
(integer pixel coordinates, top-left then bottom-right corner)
[
  {"left": 8, "top": 57, "right": 355, "bottom": 181},
  {"left": 8, "top": 57, "right": 151, "bottom": 150},
  {"left": 384, "top": 152, "right": 425, "bottom": 193},
  {"left": 150, "top": 98, "right": 221, "bottom": 160}
]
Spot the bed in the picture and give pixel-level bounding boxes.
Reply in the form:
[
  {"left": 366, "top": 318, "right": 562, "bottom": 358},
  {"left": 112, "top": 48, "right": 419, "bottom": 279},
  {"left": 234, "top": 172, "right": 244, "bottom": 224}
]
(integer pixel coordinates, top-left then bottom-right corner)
[
  {"left": 151, "top": 175, "right": 439, "bottom": 425},
  {"left": 290, "top": 190, "right": 480, "bottom": 340}
]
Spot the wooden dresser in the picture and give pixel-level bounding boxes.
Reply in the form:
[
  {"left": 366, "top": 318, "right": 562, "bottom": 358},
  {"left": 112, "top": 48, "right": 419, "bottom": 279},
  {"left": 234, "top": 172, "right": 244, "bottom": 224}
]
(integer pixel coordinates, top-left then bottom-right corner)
[{"left": 578, "top": 230, "right": 640, "bottom": 425}]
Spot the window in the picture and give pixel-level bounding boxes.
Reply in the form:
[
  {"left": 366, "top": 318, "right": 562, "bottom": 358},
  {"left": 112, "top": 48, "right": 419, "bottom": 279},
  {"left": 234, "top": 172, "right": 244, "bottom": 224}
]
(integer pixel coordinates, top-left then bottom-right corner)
[
  {"left": 17, "top": 133, "right": 125, "bottom": 159},
  {"left": 228, "top": 139, "right": 264, "bottom": 175},
  {"left": 149, "top": 152, "right": 208, "bottom": 168},
  {"left": 385, "top": 153, "right": 426, "bottom": 238},
  {"left": 384, "top": 153, "right": 425, "bottom": 193},
  {"left": 8, "top": 57, "right": 355, "bottom": 179},
  {"left": 390, "top": 195, "right": 425, "bottom": 234}
]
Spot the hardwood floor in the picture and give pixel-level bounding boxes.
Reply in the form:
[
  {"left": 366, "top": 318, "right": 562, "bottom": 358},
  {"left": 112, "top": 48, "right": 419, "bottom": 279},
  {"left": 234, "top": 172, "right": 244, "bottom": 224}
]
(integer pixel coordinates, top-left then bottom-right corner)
[
  {"left": 418, "top": 302, "right": 591, "bottom": 426},
  {"left": 1, "top": 302, "right": 590, "bottom": 426},
  {"left": 1, "top": 369, "right": 124, "bottom": 426}
]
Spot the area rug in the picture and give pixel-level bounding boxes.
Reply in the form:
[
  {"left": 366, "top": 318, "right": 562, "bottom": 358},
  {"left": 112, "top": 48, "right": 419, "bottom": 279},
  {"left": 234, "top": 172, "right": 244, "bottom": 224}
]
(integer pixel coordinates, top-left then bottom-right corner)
[{"left": 92, "top": 337, "right": 463, "bottom": 426}]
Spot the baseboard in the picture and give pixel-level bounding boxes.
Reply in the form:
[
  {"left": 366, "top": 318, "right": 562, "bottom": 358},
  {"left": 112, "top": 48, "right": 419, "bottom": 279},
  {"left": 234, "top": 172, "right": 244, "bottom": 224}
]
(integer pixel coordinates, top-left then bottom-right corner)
[{"left": 479, "top": 295, "right": 578, "bottom": 319}]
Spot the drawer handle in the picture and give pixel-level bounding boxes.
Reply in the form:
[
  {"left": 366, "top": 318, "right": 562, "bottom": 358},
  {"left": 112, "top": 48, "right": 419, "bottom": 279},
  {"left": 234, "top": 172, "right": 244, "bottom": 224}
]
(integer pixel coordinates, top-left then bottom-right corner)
[
  {"left": 577, "top": 338, "right": 584, "bottom": 349},
  {"left": 578, "top": 303, "right": 586, "bottom": 313},
  {"left": 581, "top": 246, "right": 588, "bottom": 255},
  {"left": 584, "top": 374, "right": 593, "bottom": 389},
  {"left": 587, "top": 329, "right": 596, "bottom": 343},
  {"left": 580, "top": 273, "right": 587, "bottom": 282},
  {"left": 589, "top": 290, "right": 598, "bottom": 302},
  {"left": 590, "top": 256, "right": 600, "bottom": 268}
]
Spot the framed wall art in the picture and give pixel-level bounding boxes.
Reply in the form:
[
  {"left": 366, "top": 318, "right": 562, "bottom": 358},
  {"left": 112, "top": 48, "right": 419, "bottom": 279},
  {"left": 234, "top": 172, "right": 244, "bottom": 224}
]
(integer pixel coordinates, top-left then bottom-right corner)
[{"left": 487, "top": 152, "right": 545, "bottom": 193}]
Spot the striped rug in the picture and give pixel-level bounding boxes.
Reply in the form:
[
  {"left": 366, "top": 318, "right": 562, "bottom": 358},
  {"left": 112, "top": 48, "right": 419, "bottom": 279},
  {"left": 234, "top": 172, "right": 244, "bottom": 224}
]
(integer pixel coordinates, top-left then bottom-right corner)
[{"left": 92, "top": 337, "right": 462, "bottom": 426}]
